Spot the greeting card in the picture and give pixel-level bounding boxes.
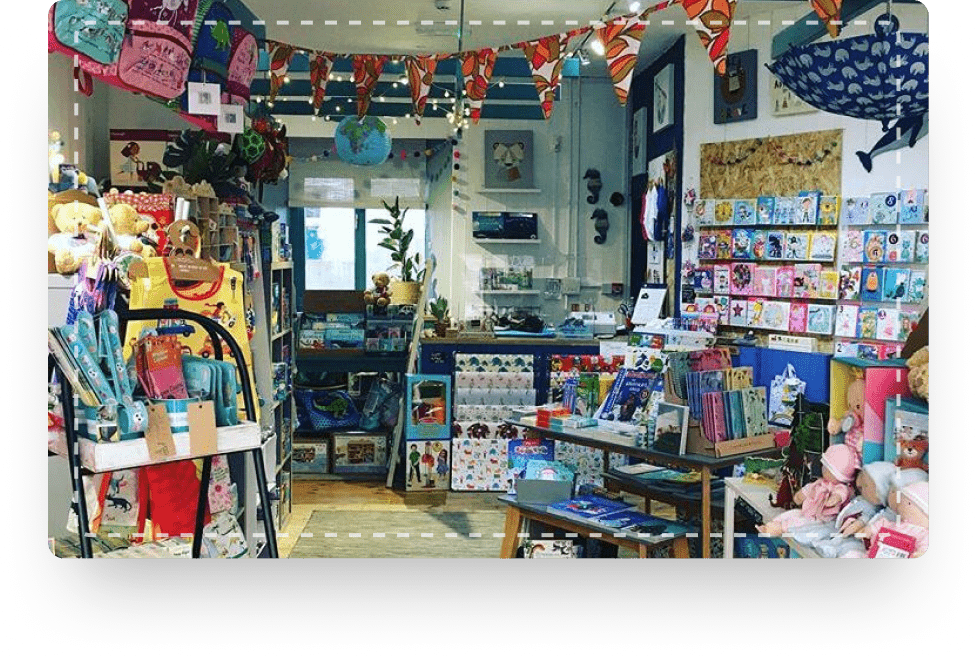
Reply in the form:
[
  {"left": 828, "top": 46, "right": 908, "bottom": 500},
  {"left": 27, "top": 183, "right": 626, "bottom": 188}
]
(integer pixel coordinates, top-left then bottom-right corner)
[
  {"left": 839, "top": 229, "right": 864, "bottom": 262},
  {"left": 796, "top": 192, "right": 820, "bottom": 225},
  {"left": 860, "top": 266, "right": 883, "bottom": 301},
  {"left": 751, "top": 230, "right": 767, "bottom": 260},
  {"left": 757, "top": 196, "right": 776, "bottom": 224},
  {"left": 856, "top": 307, "right": 878, "bottom": 339},
  {"left": 838, "top": 265, "right": 862, "bottom": 301},
  {"left": 766, "top": 231, "right": 785, "bottom": 259},
  {"left": 714, "top": 295, "right": 731, "bottom": 324},
  {"left": 713, "top": 264, "right": 731, "bottom": 295},
  {"left": 693, "top": 267, "right": 714, "bottom": 293},
  {"left": 898, "top": 311, "right": 919, "bottom": 341},
  {"left": 784, "top": 232, "right": 810, "bottom": 260},
  {"left": 882, "top": 268, "right": 911, "bottom": 301},
  {"left": 899, "top": 189, "right": 926, "bottom": 224},
  {"left": 818, "top": 195, "right": 839, "bottom": 226},
  {"left": 789, "top": 302, "right": 808, "bottom": 333},
  {"left": 775, "top": 266, "right": 795, "bottom": 298},
  {"left": 914, "top": 231, "right": 928, "bottom": 263},
  {"left": 729, "top": 299, "right": 750, "bottom": 326},
  {"left": 875, "top": 308, "right": 899, "bottom": 341},
  {"left": 809, "top": 232, "right": 837, "bottom": 261},
  {"left": 841, "top": 197, "right": 870, "bottom": 224},
  {"left": 730, "top": 263, "right": 755, "bottom": 295},
  {"left": 693, "top": 199, "right": 715, "bottom": 227},
  {"left": 773, "top": 197, "right": 796, "bottom": 225},
  {"left": 907, "top": 270, "right": 927, "bottom": 304},
  {"left": 834, "top": 304, "right": 858, "bottom": 338},
  {"left": 760, "top": 301, "right": 790, "bottom": 331},
  {"left": 715, "top": 230, "right": 733, "bottom": 260},
  {"left": 862, "top": 231, "right": 887, "bottom": 263},
  {"left": 884, "top": 232, "right": 903, "bottom": 263},
  {"left": 746, "top": 297, "right": 765, "bottom": 327},
  {"left": 698, "top": 233, "right": 718, "bottom": 260},
  {"left": 819, "top": 270, "right": 840, "bottom": 299},
  {"left": 753, "top": 266, "right": 777, "bottom": 296},
  {"left": 714, "top": 199, "right": 735, "bottom": 225},
  {"left": 731, "top": 229, "right": 754, "bottom": 259},
  {"left": 793, "top": 263, "right": 821, "bottom": 299},
  {"left": 734, "top": 199, "right": 758, "bottom": 225},
  {"left": 805, "top": 305, "right": 835, "bottom": 335},
  {"left": 869, "top": 192, "right": 899, "bottom": 224}
]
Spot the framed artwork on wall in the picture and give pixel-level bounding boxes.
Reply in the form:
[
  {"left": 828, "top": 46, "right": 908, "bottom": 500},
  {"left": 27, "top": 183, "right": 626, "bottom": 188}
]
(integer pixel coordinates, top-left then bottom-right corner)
[
  {"left": 653, "top": 64, "right": 674, "bottom": 133},
  {"left": 631, "top": 106, "right": 647, "bottom": 176},
  {"left": 108, "top": 129, "right": 180, "bottom": 189},
  {"left": 771, "top": 76, "right": 817, "bottom": 116},
  {"left": 714, "top": 49, "right": 759, "bottom": 124},
  {"left": 484, "top": 130, "right": 534, "bottom": 190}
]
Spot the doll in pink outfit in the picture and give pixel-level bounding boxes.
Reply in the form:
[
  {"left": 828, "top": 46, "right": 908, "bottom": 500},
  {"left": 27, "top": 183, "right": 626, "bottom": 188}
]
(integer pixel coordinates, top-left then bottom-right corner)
[
  {"left": 864, "top": 481, "right": 929, "bottom": 558},
  {"left": 757, "top": 444, "right": 858, "bottom": 538},
  {"left": 827, "top": 377, "right": 866, "bottom": 466}
]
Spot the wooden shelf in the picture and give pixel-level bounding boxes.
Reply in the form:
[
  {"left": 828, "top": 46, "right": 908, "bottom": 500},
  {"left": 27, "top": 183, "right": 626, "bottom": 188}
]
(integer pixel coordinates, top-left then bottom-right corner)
[
  {"left": 271, "top": 328, "right": 291, "bottom": 341},
  {"left": 473, "top": 238, "right": 541, "bottom": 244},
  {"left": 270, "top": 261, "right": 294, "bottom": 270}
]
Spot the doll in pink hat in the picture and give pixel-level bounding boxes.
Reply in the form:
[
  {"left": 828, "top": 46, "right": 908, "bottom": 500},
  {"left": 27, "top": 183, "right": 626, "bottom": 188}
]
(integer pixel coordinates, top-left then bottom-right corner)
[
  {"left": 757, "top": 444, "right": 858, "bottom": 538},
  {"left": 863, "top": 480, "right": 929, "bottom": 558}
]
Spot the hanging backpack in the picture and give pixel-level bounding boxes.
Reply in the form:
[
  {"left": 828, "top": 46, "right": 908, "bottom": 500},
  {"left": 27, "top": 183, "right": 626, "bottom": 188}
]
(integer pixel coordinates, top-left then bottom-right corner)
[
  {"left": 181, "top": 0, "right": 235, "bottom": 113},
  {"left": 49, "top": 0, "right": 129, "bottom": 94},
  {"left": 118, "top": 0, "right": 200, "bottom": 100},
  {"left": 226, "top": 23, "right": 258, "bottom": 105}
]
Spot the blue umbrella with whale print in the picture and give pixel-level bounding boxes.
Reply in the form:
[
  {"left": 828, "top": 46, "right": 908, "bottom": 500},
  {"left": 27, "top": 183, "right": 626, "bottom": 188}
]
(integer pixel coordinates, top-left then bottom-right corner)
[{"left": 768, "top": 12, "right": 927, "bottom": 172}]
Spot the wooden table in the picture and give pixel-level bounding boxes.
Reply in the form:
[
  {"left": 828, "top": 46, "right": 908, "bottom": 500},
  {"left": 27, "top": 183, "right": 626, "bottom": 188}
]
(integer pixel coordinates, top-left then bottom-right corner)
[
  {"left": 508, "top": 418, "right": 779, "bottom": 558},
  {"left": 497, "top": 495, "right": 691, "bottom": 559},
  {"left": 722, "top": 477, "right": 820, "bottom": 559}
]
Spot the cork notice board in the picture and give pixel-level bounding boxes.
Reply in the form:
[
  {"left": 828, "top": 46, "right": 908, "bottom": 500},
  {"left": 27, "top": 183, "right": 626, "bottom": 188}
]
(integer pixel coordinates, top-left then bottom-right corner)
[{"left": 700, "top": 129, "right": 842, "bottom": 198}]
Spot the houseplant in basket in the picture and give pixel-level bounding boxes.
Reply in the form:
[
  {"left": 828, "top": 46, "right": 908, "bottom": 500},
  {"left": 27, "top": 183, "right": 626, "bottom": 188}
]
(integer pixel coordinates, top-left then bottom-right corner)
[
  {"left": 429, "top": 296, "right": 451, "bottom": 337},
  {"left": 372, "top": 196, "right": 424, "bottom": 305}
]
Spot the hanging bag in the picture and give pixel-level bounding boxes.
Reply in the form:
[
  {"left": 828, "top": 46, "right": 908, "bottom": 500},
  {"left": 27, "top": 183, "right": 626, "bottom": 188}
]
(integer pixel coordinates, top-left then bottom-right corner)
[
  {"left": 118, "top": 0, "right": 200, "bottom": 100},
  {"left": 295, "top": 387, "right": 362, "bottom": 431},
  {"left": 768, "top": 363, "right": 807, "bottom": 427}
]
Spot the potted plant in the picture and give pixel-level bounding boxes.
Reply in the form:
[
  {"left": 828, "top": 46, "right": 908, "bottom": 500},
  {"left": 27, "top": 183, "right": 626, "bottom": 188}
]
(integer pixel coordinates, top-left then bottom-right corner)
[
  {"left": 371, "top": 196, "right": 424, "bottom": 305},
  {"left": 428, "top": 295, "right": 450, "bottom": 337}
]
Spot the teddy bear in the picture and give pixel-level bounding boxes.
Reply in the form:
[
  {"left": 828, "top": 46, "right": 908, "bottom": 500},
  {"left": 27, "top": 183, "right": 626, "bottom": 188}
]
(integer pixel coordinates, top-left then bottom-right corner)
[
  {"left": 108, "top": 203, "right": 151, "bottom": 255},
  {"left": 895, "top": 434, "right": 928, "bottom": 471},
  {"left": 48, "top": 201, "right": 102, "bottom": 274},
  {"left": 906, "top": 346, "right": 928, "bottom": 400},
  {"left": 827, "top": 374, "right": 866, "bottom": 464},
  {"left": 363, "top": 272, "right": 391, "bottom": 311}
]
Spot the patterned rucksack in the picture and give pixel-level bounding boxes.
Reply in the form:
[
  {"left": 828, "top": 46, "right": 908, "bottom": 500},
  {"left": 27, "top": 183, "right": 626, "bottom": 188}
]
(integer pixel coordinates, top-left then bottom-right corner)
[
  {"left": 48, "top": 0, "right": 129, "bottom": 94},
  {"left": 117, "top": 0, "right": 200, "bottom": 99},
  {"left": 181, "top": 0, "right": 235, "bottom": 112}
]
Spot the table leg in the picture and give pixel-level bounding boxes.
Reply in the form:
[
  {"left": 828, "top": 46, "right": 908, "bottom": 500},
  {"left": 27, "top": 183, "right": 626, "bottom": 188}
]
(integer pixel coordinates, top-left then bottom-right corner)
[
  {"left": 723, "top": 483, "right": 736, "bottom": 559},
  {"left": 701, "top": 465, "right": 712, "bottom": 559},
  {"left": 673, "top": 537, "right": 690, "bottom": 559},
  {"left": 499, "top": 507, "right": 522, "bottom": 559},
  {"left": 644, "top": 497, "right": 651, "bottom": 514},
  {"left": 638, "top": 544, "right": 649, "bottom": 558}
]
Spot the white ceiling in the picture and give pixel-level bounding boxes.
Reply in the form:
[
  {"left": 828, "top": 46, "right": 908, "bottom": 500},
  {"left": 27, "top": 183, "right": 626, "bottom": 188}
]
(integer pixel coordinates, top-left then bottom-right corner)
[{"left": 246, "top": 0, "right": 804, "bottom": 57}]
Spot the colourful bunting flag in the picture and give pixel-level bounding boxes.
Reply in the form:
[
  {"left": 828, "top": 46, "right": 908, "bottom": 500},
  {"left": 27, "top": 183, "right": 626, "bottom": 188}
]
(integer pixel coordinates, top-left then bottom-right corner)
[
  {"left": 809, "top": 0, "right": 843, "bottom": 38},
  {"left": 680, "top": 0, "right": 738, "bottom": 76},
  {"left": 266, "top": 41, "right": 297, "bottom": 102},
  {"left": 597, "top": 14, "right": 650, "bottom": 106},
  {"left": 522, "top": 34, "right": 571, "bottom": 120},
  {"left": 461, "top": 48, "right": 498, "bottom": 124},
  {"left": 309, "top": 52, "right": 335, "bottom": 111},
  {"left": 352, "top": 54, "right": 389, "bottom": 118},
  {"left": 404, "top": 55, "right": 440, "bottom": 121}
]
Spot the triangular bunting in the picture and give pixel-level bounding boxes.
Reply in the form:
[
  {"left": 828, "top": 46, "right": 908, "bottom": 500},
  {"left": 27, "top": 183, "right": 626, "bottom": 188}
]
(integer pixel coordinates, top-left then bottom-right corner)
[
  {"left": 596, "top": 14, "right": 650, "bottom": 106},
  {"left": 809, "top": 0, "right": 843, "bottom": 38},
  {"left": 404, "top": 55, "right": 440, "bottom": 121},
  {"left": 461, "top": 48, "right": 498, "bottom": 124},
  {"left": 522, "top": 34, "right": 571, "bottom": 119},
  {"left": 266, "top": 41, "right": 297, "bottom": 102},
  {"left": 680, "top": 0, "right": 738, "bottom": 76},
  {"left": 352, "top": 54, "right": 389, "bottom": 118},
  {"left": 309, "top": 52, "right": 335, "bottom": 111}
]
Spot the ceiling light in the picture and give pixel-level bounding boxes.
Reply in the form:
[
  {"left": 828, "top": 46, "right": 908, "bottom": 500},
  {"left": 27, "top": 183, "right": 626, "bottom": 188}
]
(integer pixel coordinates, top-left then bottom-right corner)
[
  {"left": 283, "top": 76, "right": 290, "bottom": 84},
  {"left": 498, "top": 80, "right": 505, "bottom": 88},
  {"left": 399, "top": 76, "right": 409, "bottom": 85},
  {"left": 630, "top": 1, "right": 641, "bottom": 13},
  {"left": 589, "top": 39, "right": 605, "bottom": 56}
]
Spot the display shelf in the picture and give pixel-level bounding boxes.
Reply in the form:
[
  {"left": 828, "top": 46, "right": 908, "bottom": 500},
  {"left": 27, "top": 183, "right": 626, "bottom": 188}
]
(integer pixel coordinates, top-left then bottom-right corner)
[
  {"left": 473, "top": 238, "right": 542, "bottom": 244},
  {"left": 699, "top": 258, "right": 834, "bottom": 264},
  {"left": 478, "top": 289, "right": 540, "bottom": 295},
  {"left": 50, "top": 421, "right": 262, "bottom": 473},
  {"left": 271, "top": 328, "right": 291, "bottom": 341},
  {"left": 726, "top": 293, "right": 839, "bottom": 302},
  {"left": 270, "top": 260, "right": 294, "bottom": 270},
  {"left": 842, "top": 222, "right": 929, "bottom": 228},
  {"left": 700, "top": 223, "right": 839, "bottom": 230},
  {"left": 477, "top": 188, "right": 541, "bottom": 194},
  {"left": 722, "top": 477, "right": 820, "bottom": 559}
]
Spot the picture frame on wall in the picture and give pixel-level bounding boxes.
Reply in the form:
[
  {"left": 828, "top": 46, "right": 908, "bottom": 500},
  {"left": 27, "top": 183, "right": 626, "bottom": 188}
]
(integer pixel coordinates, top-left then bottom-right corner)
[
  {"left": 771, "top": 76, "right": 818, "bottom": 116},
  {"left": 631, "top": 106, "right": 647, "bottom": 175},
  {"left": 653, "top": 64, "right": 674, "bottom": 133},
  {"left": 108, "top": 129, "right": 180, "bottom": 189},
  {"left": 714, "top": 49, "right": 758, "bottom": 124},
  {"left": 484, "top": 130, "right": 534, "bottom": 190}
]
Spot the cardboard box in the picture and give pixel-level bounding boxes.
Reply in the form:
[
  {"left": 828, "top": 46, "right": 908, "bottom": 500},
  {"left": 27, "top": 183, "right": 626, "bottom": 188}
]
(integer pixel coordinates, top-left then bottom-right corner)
[
  {"left": 830, "top": 357, "right": 910, "bottom": 464},
  {"left": 333, "top": 432, "right": 388, "bottom": 475}
]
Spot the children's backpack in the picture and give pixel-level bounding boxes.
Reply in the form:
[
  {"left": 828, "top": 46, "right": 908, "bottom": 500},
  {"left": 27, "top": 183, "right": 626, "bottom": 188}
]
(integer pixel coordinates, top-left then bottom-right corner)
[
  {"left": 226, "top": 25, "right": 258, "bottom": 105},
  {"left": 181, "top": 0, "right": 235, "bottom": 113},
  {"left": 118, "top": 0, "right": 200, "bottom": 99},
  {"left": 48, "top": 0, "right": 129, "bottom": 94}
]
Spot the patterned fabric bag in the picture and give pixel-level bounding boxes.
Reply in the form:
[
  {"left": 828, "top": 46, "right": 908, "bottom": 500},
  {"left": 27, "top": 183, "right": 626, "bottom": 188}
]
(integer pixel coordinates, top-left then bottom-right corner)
[
  {"left": 295, "top": 387, "right": 362, "bottom": 430},
  {"left": 118, "top": 0, "right": 199, "bottom": 99}
]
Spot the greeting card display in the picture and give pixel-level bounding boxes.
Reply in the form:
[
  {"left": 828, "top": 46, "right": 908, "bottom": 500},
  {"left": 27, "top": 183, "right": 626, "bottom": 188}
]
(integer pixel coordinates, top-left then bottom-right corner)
[
  {"left": 805, "top": 304, "right": 835, "bottom": 335},
  {"left": 840, "top": 230, "right": 864, "bottom": 262},
  {"left": 753, "top": 266, "right": 776, "bottom": 296},
  {"left": 731, "top": 229, "right": 753, "bottom": 259},
  {"left": 789, "top": 302, "right": 808, "bottom": 333},
  {"left": 761, "top": 301, "right": 791, "bottom": 331},
  {"left": 714, "top": 295, "right": 731, "bottom": 324},
  {"left": 860, "top": 267, "right": 883, "bottom": 301},
  {"left": 713, "top": 265, "right": 731, "bottom": 295},
  {"left": 899, "top": 189, "right": 927, "bottom": 224},
  {"left": 838, "top": 266, "right": 862, "bottom": 301},
  {"left": 884, "top": 232, "right": 903, "bottom": 263},
  {"left": 757, "top": 196, "right": 776, "bottom": 224},
  {"left": 842, "top": 197, "right": 870, "bottom": 224},
  {"left": 834, "top": 304, "right": 858, "bottom": 337},
  {"left": 729, "top": 299, "right": 749, "bottom": 326},
  {"left": 775, "top": 266, "right": 794, "bottom": 298},
  {"left": 698, "top": 233, "right": 718, "bottom": 260},
  {"left": 862, "top": 231, "right": 886, "bottom": 263},
  {"left": 875, "top": 308, "right": 899, "bottom": 341},
  {"left": 809, "top": 232, "right": 837, "bottom": 261},
  {"left": 915, "top": 231, "right": 929, "bottom": 263},
  {"left": 882, "top": 268, "right": 911, "bottom": 301},
  {"left": 819, "top": 270, "right": 840, "bottom": 299},
  {"left": 730, "top": 263, "right": 755, "bottom": 295},
  {"left": 907, "top": 271, "right": 927, "bottom": 304},
  {"left": 818, "top": 195, "right": 839, "bottom": 226},
  {"left": 784, "top": 232, "right": 810, "bottom": 260},
  {"left": 773, "top": 197, "right": 796, "bottom": 225},
  {"left": 793, "top": 264, "right": 821, "bottom": 299},
  {"left": 869, "top": 192, "right": 899, "bottom": 225},
  {"left": 693, "top": 267, "right": 714, "bottom": 293},
  {"left": 898, "top": 311, "right": 920, "bottom": 341},
  {"left": 734, "top": 199, "right": 757, "bottom": 225},
  {"left": 746, "top": 298, "right": 765, "bottom": 327},
  {"left": 795, "top": 192, "right": 820, "bottom": 225},
  {"left": 714, "top": 200, "right": 735, "bottom": 225},
  {"left": 856, "top": 307, "right": 878, "bottom": 339},
  {"left": 766, "top": 231, "right": 785, "bottom": 259},
  {"left": 751, "top": 231, "right": 767, "bottom": 260}
]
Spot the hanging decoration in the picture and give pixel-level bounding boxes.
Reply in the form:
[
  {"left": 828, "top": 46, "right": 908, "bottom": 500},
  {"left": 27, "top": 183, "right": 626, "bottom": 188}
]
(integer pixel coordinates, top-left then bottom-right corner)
[
  {"left": 266, "top": 41, "right": 297, "bottom": 103},
  {"left": 596, "top": 13, "right": 650, "bottom": 106},
  {"left": 352, "top": 54, "right": 389, "bottom": 118},
  {"left": 680, "top": 0, "right": 738, "bottom": 77},
  {"left": 809, "top": 0, "right": 844, "bottom": 38},
  {"left": 522, "top": 34, "right": 571, "bottom": 120},
  {"left": 404, "top": 55, "right": 441, "bottom": 122},
  {"left": 309, "top": 51, "right": 335, "bottom": 111},
  {"left": 461, "top": 48, "right": 499, "bottom": 124}
]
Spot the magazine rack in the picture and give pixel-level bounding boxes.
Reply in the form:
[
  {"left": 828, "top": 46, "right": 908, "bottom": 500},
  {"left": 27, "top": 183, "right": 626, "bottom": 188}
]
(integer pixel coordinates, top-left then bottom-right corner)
[{"left": 50, "top": 308, "right": 279, "bottom": 558}]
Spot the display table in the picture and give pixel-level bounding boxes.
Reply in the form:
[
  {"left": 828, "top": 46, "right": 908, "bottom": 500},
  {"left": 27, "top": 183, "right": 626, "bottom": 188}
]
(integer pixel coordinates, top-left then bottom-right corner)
[
  {"left": 722, "top": 477, "right": 820, "bottom": 559},
  {"left": 508, "top": 418, "right": 779, "bottom": 558},
  {"left": 496, "top": 495, "right": 691, "bottom": 559},
  {"left": 602, "top": 469, "right": 725, "bottom": 515}
]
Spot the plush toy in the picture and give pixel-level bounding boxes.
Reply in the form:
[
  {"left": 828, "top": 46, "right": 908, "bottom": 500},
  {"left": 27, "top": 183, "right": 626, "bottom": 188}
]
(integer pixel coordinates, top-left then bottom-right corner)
[
  {"left": 863, "top": 481, "right": 929, "bottom": 558},
  {"left": 895, "top": 434, "right": 929, "bottom": 472},
  {"left": 906, "top": 346, "right": 929, "bottom": 400},
  {"left": 757, "top": 443, "right": 858, "bottom": 538},
  {"left": 363, "top": 272, "right": 391, "bottom": 310},
  {"left": 48, "top": 201, "right": 102, "bottom": 274},
  {"left": 108, "top": 203, "right": 151, "bottom": 255},
  {"left": 827, "top": 374, "right": 866, "bottom": 464}
]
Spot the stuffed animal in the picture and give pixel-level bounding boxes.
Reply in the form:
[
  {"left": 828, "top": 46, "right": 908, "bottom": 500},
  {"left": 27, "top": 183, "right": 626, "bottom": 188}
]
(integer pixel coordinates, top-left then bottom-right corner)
[
  {"left": 906, "top": 346, "right": 929, "bottom": 400},
  {"left": 108, "top": 203, "right": 151, "bottom": 255},
  {"left": 895, "top": 434, "right": 929, "bottom": 471},
  {"left": 363, "top": 272, "right": 391, "bottom": 310},
  {"left": 827, "top": 375, "right": 866, "bottom": 464},
  {"left": 48, "top": 201, "right": 102, "bottom": 274}
]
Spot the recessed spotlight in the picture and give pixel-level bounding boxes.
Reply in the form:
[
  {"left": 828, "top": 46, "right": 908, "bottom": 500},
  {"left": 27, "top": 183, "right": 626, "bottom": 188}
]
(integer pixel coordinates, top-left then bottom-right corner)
[{"left": 590, "top": 39, "right": 605, "bottom": 56}]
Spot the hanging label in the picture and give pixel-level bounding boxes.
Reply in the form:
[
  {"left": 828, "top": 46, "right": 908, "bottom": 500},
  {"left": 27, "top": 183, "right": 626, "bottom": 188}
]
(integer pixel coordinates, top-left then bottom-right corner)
[
  {"left": 187, "top": 401, "right": 219, "bottom": 457},
  {"left": 145, "top": 404, "right": 177, "bottom": 461}
]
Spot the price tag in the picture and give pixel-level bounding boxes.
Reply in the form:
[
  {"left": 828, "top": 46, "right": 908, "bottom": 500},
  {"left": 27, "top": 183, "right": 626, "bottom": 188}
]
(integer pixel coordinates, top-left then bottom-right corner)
[
  {"left": 187, "top": 401, "right": 218, "bottom": 457},
  {"left": 145, "top": 404, "right": 177, "bottom": 461}
]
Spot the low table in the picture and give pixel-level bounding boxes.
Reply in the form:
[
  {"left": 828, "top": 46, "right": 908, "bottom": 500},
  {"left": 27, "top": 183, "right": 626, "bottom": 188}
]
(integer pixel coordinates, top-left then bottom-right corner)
[
  {"left": 722, "top": 477, "right": 820, "bottom": 559},
  {"left": 497, "top": 495, "right": 691, "bottom": 559}
]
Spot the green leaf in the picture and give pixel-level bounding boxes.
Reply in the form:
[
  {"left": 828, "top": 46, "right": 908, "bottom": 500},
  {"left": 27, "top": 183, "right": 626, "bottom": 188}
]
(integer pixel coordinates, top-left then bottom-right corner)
[
  {"left": 368, "top": 218, "right": 392, "bottom": 225},
  {"left": 378, "top": 243, "right": 397, "bottom": 251}
]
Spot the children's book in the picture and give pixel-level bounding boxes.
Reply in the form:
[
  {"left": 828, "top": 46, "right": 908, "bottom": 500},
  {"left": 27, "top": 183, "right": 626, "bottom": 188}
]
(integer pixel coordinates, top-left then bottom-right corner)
[
  {"left": 729, "top": 299, "right": 750, "bottom": 326},
  {"left": 789, "top": 302, "right": 808, "bottom": 333},
  {"left": 724, "top": 366, "right": 754, "bottom": 391},
  {"left": 841, "top": 197, "right": 870, "bottom": 225},
  {"left": 899, "top": 189, "right": 926, "bottom": 224},
  {"left": 875, "top": 308, "right": 899, "bottom": 341},
  {"left": 898, "top": 311, "right": 919, "bottom": 341},
  {"left": 761, "top": 301, "right": 791, "bottom": 331},
  {"left": 697, "top": 233, "right": 718, "bottom": 260},
  {"left": 795, "top": 192, "right": 820, "bottom": 225},
  {"left": 730, "top": 263, "right": 755, "bottom": 295},
  {"left": 869, "top": 192, "right": 899, "bottom": 224},
  {"left": 652, "top": 402, "right": 689, "bottom": 455},
  {"left": 860, "top": 267, "right": 883, "bottom": 301},
  {"left": 907, "top": 270, "right": 927, "bottom": 304},
  {"left": 508, "top": 437, "right": 556, "bottom": 491},
  {"left": 734, "top": 199, "right": 758, "bottom": 225},
  {"left": 856, "top": 307, "right": 878, "bottom": 339},
  {"left": 713, "top": 265, "right": 731, "bottom": 295},
  {"left": 819, "top": 270, "right": 840, "bottom": 299},
  {"left": 839, "top": 229, "right": 864, "bottom": 262},
  {"left": 884, "top": 232, "right": 903, "bottom": 263},
  {"left": 862, "top": 230, "right": 887, "bottom": 263},
  {"left": 741, "top": 387, "right": 769, "bottom": 437},
  {"left": 596, "top": 369, "right": 662, "bottom": 425},
  {"left": 914, "top": 230, "right": 928, "bottom": 263},
  {"left": 793, "top": 263, "right": 821, "bottom": 299},
  {"left": 773, "top": 197, "right": 796, "bottom": 225},
  {"left": 714, "top": 199, "right": 735, "bottom": 225},
  {"left": 838, "top": 265, "right": 862, "bottom": 301},
  {"left": 693, "top": 199, "right": 715, "bottom": 227},
  {"left": 806, "top": 304, "right": 835, "bottom": 335},
  {"left": 750, "top": 230, "right": 767, "bottom": 260},
  {"left": 757, "top": 196, "right": 776, "bottom": 224},
  {"left": 882, "top": 268, "right": 911, "bottom": 301},
  {"left": 753, "top": 266, "right": 777, "bottom": 296},
  {"left": 784, "top": 232, "right": 810, "bottom": 260},
  {"left": 809, "top": 232, "right": 837, "bottom": 261},
  {"left": 591, "top": 510, "right": 686, "bottom": 535},
  {"left": 715, "top": 230, "right": 733, "bottom": 260},
  {"left": 731, "top": 229, "right": 754, "bottom": 259},
  {"left": 693, "top": 266, "right": 714, "bottom": 293},
  {"left": 546, "top": 495, "right": 632, "bottom": 521},
  {"left": 746, "top": 297, "right": 765, "bottom": 327},
  {"left": 775, "top": 265, "right": 794, "bottom": 298},
  {"left": 834, "top": 304, "right": 858, "bottom": 338},
  {"left": 818, "top": 195, "right": 839, "bottom": 226},
  {"left": 766, "top": 231, "right": 785, "bottom": 259}
]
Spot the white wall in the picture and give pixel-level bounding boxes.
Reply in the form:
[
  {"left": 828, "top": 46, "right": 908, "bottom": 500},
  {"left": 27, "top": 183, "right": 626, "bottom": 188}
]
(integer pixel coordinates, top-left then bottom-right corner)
[{"left": 48, "top": 54, "right": 109, "bottom": 180}]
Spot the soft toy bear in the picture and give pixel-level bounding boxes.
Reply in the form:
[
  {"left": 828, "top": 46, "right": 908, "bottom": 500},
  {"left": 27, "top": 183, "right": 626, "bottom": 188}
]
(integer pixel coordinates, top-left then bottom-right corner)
[
  {"left": 48, "top": 201, "right": 102, "bottom": 274},
  {"left": 108, "top": 203, "right": 150, "bottom": 255},
  {"left": 363, "top": 272, "right": 391, "bottom": 310},
  {"left": 906, "top": 346, "right": 929, "bottom": 400}
]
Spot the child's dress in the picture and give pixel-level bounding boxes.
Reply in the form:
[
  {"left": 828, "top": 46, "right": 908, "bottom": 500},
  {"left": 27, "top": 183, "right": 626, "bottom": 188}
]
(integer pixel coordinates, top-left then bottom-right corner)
[{"left": 768, "top": 477, "right": 853, "bottom": 533}]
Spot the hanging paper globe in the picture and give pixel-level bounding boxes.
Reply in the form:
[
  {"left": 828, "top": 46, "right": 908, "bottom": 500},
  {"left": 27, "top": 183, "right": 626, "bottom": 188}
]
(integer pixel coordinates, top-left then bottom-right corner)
[{"left": 334, "top": 115, "right": 392, "bottom": 166}]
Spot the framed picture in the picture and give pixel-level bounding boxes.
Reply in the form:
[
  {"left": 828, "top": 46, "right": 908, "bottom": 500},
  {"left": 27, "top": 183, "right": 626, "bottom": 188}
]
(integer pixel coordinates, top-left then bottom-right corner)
[
  {"left": 484, "top": 130, "right": 534, "bottom": 190},
  {"left": 714, "top": 49, "right": 758, "bottom": 124},
  {"left": 631, "top": 106, "right": 647, "bottom": 174},
  {"left": 771, "top": 76, "right": 817, "bottom": 116},
  {"left": 187, "top": 81, "right": 221, "bottom": 115},
  {"left": 108, "top": 129, "right": 180, "bottom": 189},
  {"left": 652, "top": 64, "right": 674, "bottom": 133},
  {"left": 217, "top": 104, "right": 244, "bottom": 134}
]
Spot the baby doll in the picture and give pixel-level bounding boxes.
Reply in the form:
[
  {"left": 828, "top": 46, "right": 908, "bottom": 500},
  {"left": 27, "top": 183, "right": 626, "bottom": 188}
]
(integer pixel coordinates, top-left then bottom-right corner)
[
  {"left": 827, "top": 375, "right": 866, "bottom": 465},
  {"left": 863, "top": 481, "right": 928, "bottom": 558},
  {"left": 757, "top": 444, "right": 858, "bottom": 538},
  {"left": 811, "top": 461, "right": 896, "bottom": 557}
]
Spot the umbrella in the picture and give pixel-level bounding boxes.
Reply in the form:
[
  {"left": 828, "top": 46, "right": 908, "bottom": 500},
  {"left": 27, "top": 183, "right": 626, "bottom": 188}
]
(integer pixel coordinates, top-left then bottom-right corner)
[{"left": 768, "top": 13, "right": 927, "bottom": 127}]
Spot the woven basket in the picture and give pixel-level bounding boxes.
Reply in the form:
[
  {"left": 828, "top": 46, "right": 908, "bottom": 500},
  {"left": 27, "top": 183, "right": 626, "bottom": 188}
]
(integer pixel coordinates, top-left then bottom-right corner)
[{"left": 389, "top": 280, "right": 421, "bottom": 306}]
